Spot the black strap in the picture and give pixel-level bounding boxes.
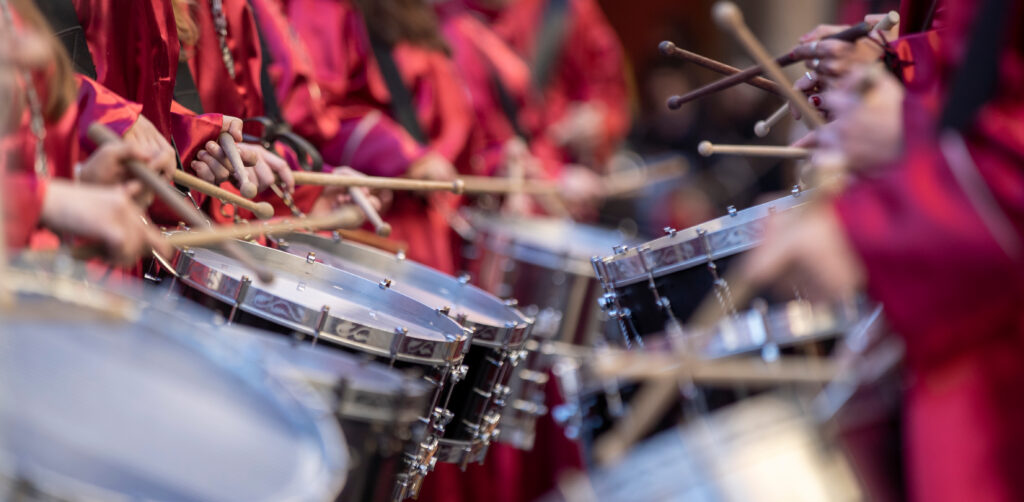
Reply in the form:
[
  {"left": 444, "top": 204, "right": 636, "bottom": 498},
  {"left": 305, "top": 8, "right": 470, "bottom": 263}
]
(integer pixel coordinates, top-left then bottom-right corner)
[
  {"left": 174, "top": 59, "right": 205, "bottom": 114},
  {"left": 364, "top": 26, "right": 428, "bottom": 144},
  {"left": 34, "top": 0, "right": 97, "bottom": 78},
  {"left": 530, "top": 0, "right": 569, "bottom": 91},
  {"left": 938, "top": 0, "right": 1010, "bottom": 132},
  {"left": 245, "top": 0, "right": 284, "bottom": 123}
]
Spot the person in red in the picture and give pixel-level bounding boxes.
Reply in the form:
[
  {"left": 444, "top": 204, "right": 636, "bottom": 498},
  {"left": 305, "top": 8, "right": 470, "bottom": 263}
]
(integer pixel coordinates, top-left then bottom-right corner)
[
  {"left": 283, "top": 0, "right": 474, "bottom": 273},
  {"left": 744, "top": 0, "right": 1024, "bottom": 500},
  {"left": 2, "top": 0, "right": 169, "bottom": 261},
  {"left": 465, "top": 0, "right": 630, "bottom": 170}
]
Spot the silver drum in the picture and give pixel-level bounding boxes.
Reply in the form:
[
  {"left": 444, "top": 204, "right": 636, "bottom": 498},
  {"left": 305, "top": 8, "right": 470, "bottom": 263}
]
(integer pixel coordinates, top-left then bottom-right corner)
[
  {"left": 168, "top": 240, "right": 471, "bottom": 495},
  {"left": 463, "top": 210, "right": 632, "bottom": 449},
  {"left": 0, "top": 268, "right": 347, "bottom": 502},
  {"left": 276, "top": 233, "right": 534, "bottom": 467}
]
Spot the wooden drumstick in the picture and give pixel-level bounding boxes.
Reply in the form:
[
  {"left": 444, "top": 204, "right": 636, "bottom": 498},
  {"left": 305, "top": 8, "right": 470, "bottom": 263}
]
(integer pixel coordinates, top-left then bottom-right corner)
[
  {"left": 459, "top": 175, "right": 560, "bottom": 195},
  {"left": 170, "top": 169, "right": 275, "bottom": 220},
  {"left": 86, "top": 123, "right": 274, "bottom": 283},
  {"left": 754, "top": 103, "right": 790, "bottom": 137},
  {"left": 659, "top": 41, "right": 783, "bottom": 97},
  {"left": 218, "top": 132, "right": 258, "bottom": 199},
  {"left": 292, "top": 171, "right": 465, "bottom": 194},
  {"left": 347, "top": 187, "right": 391, "bottom": 237},
  {"left": 873, "top": 10, "right": 900, "bottom": 33},
  {"left": 667, "top": 20, "right": 873, "bottom": 110},
  {"left": 167, "top": 207, "right": 364, "bottom": 248},
  {"left": 714, "top": 2, "right": 826, "bottom": 129},
  {"left": 698, "top": 140, "right": 810, "bottom": 159}
]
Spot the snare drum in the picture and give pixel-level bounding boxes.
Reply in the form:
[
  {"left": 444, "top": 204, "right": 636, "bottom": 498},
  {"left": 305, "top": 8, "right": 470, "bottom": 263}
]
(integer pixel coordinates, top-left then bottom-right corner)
[
  {"left": 0, "top": 268, "right": 347, "bottom": 502},
  {"left": 276, "top": 233, "right": 533, "bottom": 466},
  {"left": 168, "top": 240, "right": 471, "bottom": 494},
  {"left": 463, "top": 210, "right": 633, "bottom": 449},
  {"left": 592, "top": 190, "right": 809, "bottom": 345},
  {"left": 217, "top": 326, "right": 436, "bottom": 502}
]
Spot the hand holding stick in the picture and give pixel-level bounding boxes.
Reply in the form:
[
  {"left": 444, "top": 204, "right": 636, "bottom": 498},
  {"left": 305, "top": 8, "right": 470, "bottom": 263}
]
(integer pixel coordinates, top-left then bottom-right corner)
[
  {"left": 218, "top": 132, "right": 258, "bottom": 199},
  {"left": 87, "top": 124, "right": 274, "bottom": 283}
]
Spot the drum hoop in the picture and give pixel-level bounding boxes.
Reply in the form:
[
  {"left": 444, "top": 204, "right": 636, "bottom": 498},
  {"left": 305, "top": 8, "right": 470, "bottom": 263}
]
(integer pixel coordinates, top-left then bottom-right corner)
[
  {"left": 597, "top": 192, "right": 809, "bottom": 287},
  {"left": 172, "top": 249, "right": 469, "bottom": 367}
]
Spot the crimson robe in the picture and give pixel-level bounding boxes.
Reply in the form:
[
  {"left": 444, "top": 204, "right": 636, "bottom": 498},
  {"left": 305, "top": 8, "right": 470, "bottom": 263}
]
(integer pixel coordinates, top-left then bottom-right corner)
[
  {"left": 466, "top": 0, "right": 629, "bottom": 166},
  {"left": 834, "top": 0, "right": 1024, "bottom": 500},
  {"left": 284, "top": 0, "right": 474, "bottom": 273}
]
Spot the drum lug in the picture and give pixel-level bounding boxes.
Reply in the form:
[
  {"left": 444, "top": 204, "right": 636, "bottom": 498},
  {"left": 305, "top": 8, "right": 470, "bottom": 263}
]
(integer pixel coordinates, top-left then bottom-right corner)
[
  {"left": 304, "top": 251, "right": 316, "bottom": 264},
  {"left": 492, "top": 384, "right": 511, "bottom": 406},
  {"left": 379, "top": 278, "right": 393, "bottom": 289},
  {"left": 227, "top": 275, "right": 252, "bottom": 324},
  {"left": 727, "top": 205, "right": 738, "bottom": 216},
  {"left": 503, "top": 298, "right": 518, "bottom": 308},
  {"left": 450, "top": 364, "right": 469, "bottom": 383},
  {"left": 390, "top": 327, "right": 408, "bottom": 364},
  {"left": 395, "top": 249, "right": 407, "bottom": 261},
  {"left": 457, "top": 272, "right": 471, "bottom": 285},
  {"left": 612, "top": 244, "right": 629, "bottom": 255},
  {"left": 312, "top": 305, "right": 330, "bottom": 346},
  {"left": 791, "top": 184, "right": 803, "bottom": 197},
  {"left": 663, "top": 226, "right": 677, "bottom": 237}
]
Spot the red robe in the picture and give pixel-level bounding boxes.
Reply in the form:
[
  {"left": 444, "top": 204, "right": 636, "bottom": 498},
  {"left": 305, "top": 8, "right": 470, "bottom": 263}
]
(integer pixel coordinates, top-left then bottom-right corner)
[
  {"left": 284, "top": 0, "right": 474, "bottom": 273},
  {"left": 467, "top": 0, "right": 629, "bottom": 166},
  {"left": 834, "top": 0, "right": 1024, "bottom": 500}
]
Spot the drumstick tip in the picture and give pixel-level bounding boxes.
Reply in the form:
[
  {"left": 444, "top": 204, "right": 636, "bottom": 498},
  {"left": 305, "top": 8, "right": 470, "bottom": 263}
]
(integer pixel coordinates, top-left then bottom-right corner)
[
  {"left": 658, "top": 40, "right": 676, "bottom": 55},
  {"left": 252, "top": 202, "right": 275, "bottom": 220},
  {"left": 698, "top": 140, "right": 714, "bottom": 157},
  {"left": 754, "top": 121, "right": 770, "bottom": 137},
  {"left": 376, "top": 222, "right": 393, "bottom": 238},
  {"left": 712, "top": 1, "right": 742, "bottom": 28},
  {"left": 453, "top": 179, "right": 466, "bottom": 195},
  {"left": 666, "top": 95, "right": 684, "bottom": 110}
]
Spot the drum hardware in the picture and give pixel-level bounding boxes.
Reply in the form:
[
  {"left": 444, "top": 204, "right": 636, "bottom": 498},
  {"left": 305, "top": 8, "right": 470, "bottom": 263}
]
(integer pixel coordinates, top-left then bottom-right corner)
[{"left": 593, "top": 257, "right": 641, "bottom": 349}]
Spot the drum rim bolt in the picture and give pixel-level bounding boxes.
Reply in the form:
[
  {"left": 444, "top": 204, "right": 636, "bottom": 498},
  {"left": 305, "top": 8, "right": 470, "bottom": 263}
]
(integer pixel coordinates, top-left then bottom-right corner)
[
  {"left": 305, "top": 251, "right": 316, "bottom": 264},
  {"left": 437, "top": 305, "right": 452, "bottom": 316},
  {"left": 792, "top": 184, "right": 803, "bottom": 196},
  {"left": 727, "top": 205, "right": 738, "bottom": 216},
  {"left": 457, "top": 272, "right": 471, "bottom": 285},
  {"left": 663, "top": 226, "right": 677, "bottom": 237},
  {"left": 379, "top": 278, "right": 393, "bottom": 289}
]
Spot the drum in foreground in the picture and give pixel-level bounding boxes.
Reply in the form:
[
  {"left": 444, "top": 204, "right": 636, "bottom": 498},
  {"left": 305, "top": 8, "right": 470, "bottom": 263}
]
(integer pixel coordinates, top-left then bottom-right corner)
[
  {"left": 277, "top": 233, "right": 533, "bottom": 466},
  {"left": 0, "top": 269, "right": 347, "bottom": 502},
  {"left": 539, "top": 395, "right": 862, "bottom": 502}
]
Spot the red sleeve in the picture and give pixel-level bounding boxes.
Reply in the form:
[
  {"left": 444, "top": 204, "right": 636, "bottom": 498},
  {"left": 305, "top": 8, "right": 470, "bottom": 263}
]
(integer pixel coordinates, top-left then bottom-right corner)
[
  {"left": 75, "top": 75, "right": 143, "bottom": 149},
  {"left": 2, "top": 173, "right": 47, "bottom": 249}
]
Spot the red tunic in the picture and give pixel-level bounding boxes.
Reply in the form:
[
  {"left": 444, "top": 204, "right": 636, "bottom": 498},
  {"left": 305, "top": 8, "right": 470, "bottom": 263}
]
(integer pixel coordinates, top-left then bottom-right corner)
[
  {"left": 468, "top": 0, "right": 629, "bottom": 165},
  {"left": 834, "top": 0, "right": 1024, "bottom": 500},
  {"left": 284, "top": 0, "right": 474, "bottom": 273}
]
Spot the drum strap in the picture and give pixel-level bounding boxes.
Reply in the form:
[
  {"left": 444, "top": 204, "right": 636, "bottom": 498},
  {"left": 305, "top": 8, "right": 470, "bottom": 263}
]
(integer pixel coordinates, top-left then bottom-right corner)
[
  {"left": 245, "top": 0, "right": 285, "bottom": 124},
  {"left": 361, "top": 19, "right": 429, "bottom": 145},
  {"left": 938, "top": 0, "right": 1009, "bottom": 132},
  {"left": 530, "top": 0, "right": 569, "bottom": 92},
  {"left": 33, "top": 0, "right": 97, "bottom": 78}
]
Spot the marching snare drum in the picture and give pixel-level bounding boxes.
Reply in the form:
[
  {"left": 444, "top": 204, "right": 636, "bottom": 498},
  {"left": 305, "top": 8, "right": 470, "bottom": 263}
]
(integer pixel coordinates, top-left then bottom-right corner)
[
  {"left": 463, "top": 210, "right": 634, "bottom": 449},
  {"left": 168, "top": 240, "right": 471, "bottom": 494},
  {"left": 276, "top": 233, "right": 533, "bottom": 466},
  {"left": 216, "top": 326, "right": 436, "bottom": 502},
  {"left": 592, "top": 190, "right": 810, "bottom": 346},
  {"left": 0, "top": 268, "right": 347, "bottom": 502}
]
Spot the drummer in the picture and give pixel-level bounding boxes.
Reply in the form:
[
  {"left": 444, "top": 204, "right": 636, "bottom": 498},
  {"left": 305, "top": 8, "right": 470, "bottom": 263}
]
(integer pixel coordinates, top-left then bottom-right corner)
[
  {"left": 744, "top": 0, "right": 1024, "bottom": 500},
  {"left": 1, "top": 0, "right": 169, "bottom": 263}
]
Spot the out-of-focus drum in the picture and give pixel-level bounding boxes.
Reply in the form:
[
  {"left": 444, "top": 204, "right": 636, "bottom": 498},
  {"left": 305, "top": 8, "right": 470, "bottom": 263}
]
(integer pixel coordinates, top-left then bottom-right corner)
[
  {"left": 0, "top": 268, "right": 347, "bottom": 502},
  {"left": 592, "top": 190, "right": 810, "bottom": 345},
  {"left": 217, "top": 326, "right": 436, "bottom": 502},
  {"left": 538, "top": 395, "right": 862, "bottom": 502},
  {"left": 276, "top": 233, "right": 533, "bottom": 466},
  {"left": 168, "top": 240, "right": 470, "bottom": 494},
  {"left": 464, "top": 211, "right": 633, "bottom": 449}
]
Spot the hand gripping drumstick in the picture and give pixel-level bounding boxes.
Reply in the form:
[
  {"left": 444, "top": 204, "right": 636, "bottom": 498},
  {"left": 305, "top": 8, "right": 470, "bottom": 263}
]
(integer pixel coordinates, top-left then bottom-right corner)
[
  {"left": 714, "top": 2, "right": 826, "bottom": 129},
  {"left": 698, "top": 141, "right": 810, "bottom": 159},
  {"left": 347, "top": 187, "right": 391, "bottom": 237},
  {"left": 659, "top": 41, "right": 783, "bottom": 98},
  {"left": 87, "top": 123, "right": 274, "bottom": 283},
  {"left": 750, "top": 11, "right": 899, "bottom": 137},
  {"left": 170, "top": 169, "right": 275, "bottom": 220},
  {"left": 218, "top": 132, "right": 259, "bottom": 199},
  {"left": 667, "top": 20, "right": 874, "bottom": 110}
]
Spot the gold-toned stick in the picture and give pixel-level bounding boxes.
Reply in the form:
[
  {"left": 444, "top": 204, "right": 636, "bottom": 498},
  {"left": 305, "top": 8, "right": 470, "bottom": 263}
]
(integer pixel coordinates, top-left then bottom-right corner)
[
  {"left": 167, "top": 207, "right": 364, "bottom": 248},
  {"left": 292, "top": 170, "right": 465, "bottom": 194},
  {"left": 713, "top": 2, "right": 826, "bottom": 129},
  {"left": 659, "top": 41, "right": 784, "bottom": 96},
  {"left": 171, "top": 170, "right": 275, "bottom": 219},
  {"left": 347, "top": 187, "right": 391, "bottom": 237},
  {"left": 698, "top": 141, "right": 810, "bottom": 159}
]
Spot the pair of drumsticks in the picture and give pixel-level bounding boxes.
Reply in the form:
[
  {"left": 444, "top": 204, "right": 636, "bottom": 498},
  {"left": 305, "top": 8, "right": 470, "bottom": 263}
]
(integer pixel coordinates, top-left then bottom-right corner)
[{"left": 665, "top": 9, "right": 899, "bottom": 158}]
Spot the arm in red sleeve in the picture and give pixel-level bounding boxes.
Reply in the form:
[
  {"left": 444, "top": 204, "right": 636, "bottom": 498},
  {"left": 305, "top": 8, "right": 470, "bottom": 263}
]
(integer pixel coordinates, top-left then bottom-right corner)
[{"left": 75, "top": 75, "right": 142, "bottom": 147}]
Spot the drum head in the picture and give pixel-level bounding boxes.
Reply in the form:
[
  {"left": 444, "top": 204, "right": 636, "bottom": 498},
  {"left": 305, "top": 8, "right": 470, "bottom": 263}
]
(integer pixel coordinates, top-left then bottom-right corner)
[
  {"left": 0, "top": 297, "right": 347, "bottom": 502},
  {"left": 279, "top": 233, "right": 531, "bottom": 348}
]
